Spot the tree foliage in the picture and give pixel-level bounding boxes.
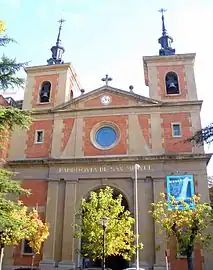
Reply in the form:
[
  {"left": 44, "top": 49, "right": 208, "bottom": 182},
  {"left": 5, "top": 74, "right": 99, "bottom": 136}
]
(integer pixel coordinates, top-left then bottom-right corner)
[
  {"left": 0, "top": 107, "right": 31, "bottom": 132},
  {"left": 187, "top": 122, "right": 213, "bottom": 145},
  {"left": 26, "top": 209, "right": 49, "bottom": 254},
  {"left": 74, "top": 186, "right": 143, "bottom": 261},
  {"left": 0, "top": 169, "right": 49, "bottom": 249},
  {"left": 0, "top": 21, "right": 27, "bottom": 91},
  {"left": 150, "top": 193, "right": 213, "bottom": 270}
]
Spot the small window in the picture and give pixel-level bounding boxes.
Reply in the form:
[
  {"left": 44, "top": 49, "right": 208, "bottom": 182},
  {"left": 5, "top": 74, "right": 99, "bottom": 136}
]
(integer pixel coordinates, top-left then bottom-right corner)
[
  {"left": 35, "top": 130, "right": 44, "bottom": 143},
  {"left": 39, "top": 81, "right": 51, "bottom": 103},
  {"left": 172, "top": 123, "right": 181, "bottom": 137},
  {"left": 22, "top": 239, "right": 33, "bottom": 255},
  {"left": 165, "top": 72, "right": 180, "bottom": 95}
]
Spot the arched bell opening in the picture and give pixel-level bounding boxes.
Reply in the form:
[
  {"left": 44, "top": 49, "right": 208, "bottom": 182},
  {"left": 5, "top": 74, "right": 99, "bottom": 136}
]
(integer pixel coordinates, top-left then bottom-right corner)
[
  {"left": 165, "top": 71, "right": 180, "bottom": 95},
  {"left": 80, "top": 186, "right": 130, "bottom": 270},
  {"left": 39, "top": 81, "right": 51, "bottom": 103}
]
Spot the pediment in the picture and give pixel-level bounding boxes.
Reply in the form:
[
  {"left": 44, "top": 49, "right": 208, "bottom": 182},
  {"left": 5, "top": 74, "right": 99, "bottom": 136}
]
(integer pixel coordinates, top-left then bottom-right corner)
[{"left": 53, "top": 86, "right": 162, "bottom": 111}]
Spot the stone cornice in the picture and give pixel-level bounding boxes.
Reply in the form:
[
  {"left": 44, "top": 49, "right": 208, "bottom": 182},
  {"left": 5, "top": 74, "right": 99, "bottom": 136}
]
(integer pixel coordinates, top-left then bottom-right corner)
[
  {"left": 25, "top": 63, "right": 72, "bottom": 73},
  {"left": 143, "top": 53, "right": 196, "bottom": 64},
  {"left": 6, "top": 153, "right": 212, "bottom": 166},
  {"left": 31, "top": 100, "right": 203, "bottom": 115}
]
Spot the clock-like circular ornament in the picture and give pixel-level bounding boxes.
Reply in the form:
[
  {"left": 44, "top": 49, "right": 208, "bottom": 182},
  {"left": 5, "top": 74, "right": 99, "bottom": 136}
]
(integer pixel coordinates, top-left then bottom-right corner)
[{"left": 100, "top": 95, "right": 112, "bottom": 105}]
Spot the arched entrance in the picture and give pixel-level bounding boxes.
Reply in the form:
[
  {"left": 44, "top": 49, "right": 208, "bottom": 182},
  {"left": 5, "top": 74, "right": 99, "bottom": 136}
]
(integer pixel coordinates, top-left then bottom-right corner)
[{"left": 81, "top": 186, "right": 130, "bottom": 270}]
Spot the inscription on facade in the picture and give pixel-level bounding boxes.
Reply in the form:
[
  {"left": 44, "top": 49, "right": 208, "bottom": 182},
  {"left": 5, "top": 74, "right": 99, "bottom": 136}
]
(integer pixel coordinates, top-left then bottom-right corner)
[{"left": 58, "top": 164, "right": 151, "bottom": 174}]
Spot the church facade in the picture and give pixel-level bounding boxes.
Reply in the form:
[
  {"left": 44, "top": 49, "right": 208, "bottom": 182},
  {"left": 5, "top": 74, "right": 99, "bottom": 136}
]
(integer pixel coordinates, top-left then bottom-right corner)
[{"left": 2, "top": 13, "right": 212, "bottom": 270}]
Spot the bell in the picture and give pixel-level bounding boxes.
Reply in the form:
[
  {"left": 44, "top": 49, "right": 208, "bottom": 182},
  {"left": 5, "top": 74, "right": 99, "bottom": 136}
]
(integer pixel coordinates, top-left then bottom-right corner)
[
  {"left": 42, "top": 91, "right": 49, "bottom": 98},
  {"left": 168, "top": 81, "right": 177, "bottom": 90}
]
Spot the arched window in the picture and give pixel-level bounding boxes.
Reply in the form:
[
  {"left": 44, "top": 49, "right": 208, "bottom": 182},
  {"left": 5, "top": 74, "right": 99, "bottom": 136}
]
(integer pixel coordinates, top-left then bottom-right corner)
[
  {"left": 39, "top": 81, "right": 51, "bottom": 103},
  {"left": 165, "top": 72, "right": 180, "bottom": 95}
]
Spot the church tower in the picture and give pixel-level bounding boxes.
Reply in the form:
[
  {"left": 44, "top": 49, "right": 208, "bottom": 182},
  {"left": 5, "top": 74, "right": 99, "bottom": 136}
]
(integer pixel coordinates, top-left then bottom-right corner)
[
  {"left": 143, "top": 9, "right": 198, "bottom": 102},
  {"left": 22, "top": 19, "right": 81, "bottom": 110}
]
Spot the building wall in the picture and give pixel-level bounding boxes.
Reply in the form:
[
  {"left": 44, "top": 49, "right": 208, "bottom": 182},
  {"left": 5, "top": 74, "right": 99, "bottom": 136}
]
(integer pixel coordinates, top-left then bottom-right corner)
[{"left": 3, "top": 53, "right": 212, "bottom": 270}]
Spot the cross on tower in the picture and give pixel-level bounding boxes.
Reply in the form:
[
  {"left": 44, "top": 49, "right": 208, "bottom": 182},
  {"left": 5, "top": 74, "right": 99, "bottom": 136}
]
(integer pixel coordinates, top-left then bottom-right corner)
[
  {"left": 101, "top": 74, "right": 112, "bottom": 86},
  {"left": 158, "top": 8, "right": 167, "bottom": 16},
  {"left": 58, "top": 18, "right": 66, "bottom": 27}
]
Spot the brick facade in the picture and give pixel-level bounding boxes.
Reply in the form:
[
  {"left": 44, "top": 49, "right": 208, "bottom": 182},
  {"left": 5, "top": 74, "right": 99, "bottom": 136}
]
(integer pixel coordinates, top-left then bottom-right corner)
[
  {"left": 84, "top": 92, "right": 129, "bottom": 107},
  {"left": 61, "top": 118, "right": 75, "bottom": 152},
  {"left": 157, "top": 65, "right": 187, "bottom": 100},
  {"left": 25, "top": 120, "right": 53, "bottom": 158},
  {"left": 32, "top": 74, "right": 59, "bottom": 108},
  {"left": 160, "top": 112, "right": 193, "bottom": 152},
  {"left": 83, "top": 115, "right": 128, "bottom": 156},
  {"left": 137, "top": 114, "right": 152, "bottom": 148}
]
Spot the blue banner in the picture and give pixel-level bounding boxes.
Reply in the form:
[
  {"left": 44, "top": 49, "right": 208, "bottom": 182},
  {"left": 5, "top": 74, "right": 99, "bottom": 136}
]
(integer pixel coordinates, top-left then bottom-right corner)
[{"left": 166, "top": 175, "right": 195, "bottom": 210}]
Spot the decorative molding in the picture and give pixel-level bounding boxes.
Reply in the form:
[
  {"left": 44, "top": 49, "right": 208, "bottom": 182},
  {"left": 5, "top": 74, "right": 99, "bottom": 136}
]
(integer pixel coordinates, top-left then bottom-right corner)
[{"left": 6, "top": 153, "right": 212, "bottom": 166}]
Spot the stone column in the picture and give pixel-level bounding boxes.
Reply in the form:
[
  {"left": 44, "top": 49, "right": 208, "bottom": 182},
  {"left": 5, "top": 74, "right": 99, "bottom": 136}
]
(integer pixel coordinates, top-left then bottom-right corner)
[
  {"left": 153, "top": 179, "right": 167, "bottom": 270},
  {"left": 40, "top": 179, "right": 62, "bottom": 270},
  {"left": 136, "top": 178, "right": 154, "bottom": 270},
  {"left": 58, "top": 180, "right": 77, "bottom": 270}
]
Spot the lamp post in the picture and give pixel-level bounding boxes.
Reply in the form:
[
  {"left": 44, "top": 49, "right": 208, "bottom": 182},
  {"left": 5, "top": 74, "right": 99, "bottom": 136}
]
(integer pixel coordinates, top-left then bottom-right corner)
[
  {"left": 134, "top": 164, "right": 140, "bottom": 270},
  {"left": 101, "top": 217, "right": 109, "bottom": 270}
]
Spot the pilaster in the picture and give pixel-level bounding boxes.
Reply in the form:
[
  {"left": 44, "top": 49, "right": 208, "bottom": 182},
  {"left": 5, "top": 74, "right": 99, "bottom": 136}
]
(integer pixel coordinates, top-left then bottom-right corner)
[
  {"left": 40, "top": 179, "right": 65, "bottom": 270},
  {"left": 153, "top": 178, "right": 167, "bottom": 268},
  {"left": 58, "top": 180, "right": 77, "bottom": 270}
]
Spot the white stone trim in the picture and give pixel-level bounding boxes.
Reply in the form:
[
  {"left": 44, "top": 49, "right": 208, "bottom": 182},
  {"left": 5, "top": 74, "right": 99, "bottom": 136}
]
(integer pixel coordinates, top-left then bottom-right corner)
[
  {"left": 34, "top": 129, "right": 44, "bottom": 144},
  {"left": 171, "top": 122, "right": 182, "bottom": 138}
]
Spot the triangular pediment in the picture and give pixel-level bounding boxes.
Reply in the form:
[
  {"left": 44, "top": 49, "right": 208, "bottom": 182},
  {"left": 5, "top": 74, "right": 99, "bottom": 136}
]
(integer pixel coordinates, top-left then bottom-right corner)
[{"left": 53, "top": 86, "right": 162, "bottom": 111}]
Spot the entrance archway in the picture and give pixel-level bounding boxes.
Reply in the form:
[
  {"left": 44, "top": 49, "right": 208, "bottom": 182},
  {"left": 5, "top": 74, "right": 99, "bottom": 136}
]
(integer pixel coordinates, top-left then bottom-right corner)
[{"left": 81, "top": 186, "right": 130, "bottom": 270}]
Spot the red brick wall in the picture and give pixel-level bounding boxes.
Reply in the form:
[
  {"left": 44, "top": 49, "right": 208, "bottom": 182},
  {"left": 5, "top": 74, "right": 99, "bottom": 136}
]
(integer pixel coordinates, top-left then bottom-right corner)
[
  {"left": 32, "top": 74, "right": 59, "bottom": 108},
  {"left": 84, "top": 93, "right": 129, "bottom": 107},
  {"left": 160, "top": 112, "right": 192, "bottom": 152},
  {"left": 19, "top": 179, "right": 48, "bottom": 206},
  {"left": 25, "top": 120, "right": 53, "bottom": 158},
  {"left": 157, "top": 65, "right": 187, "bottom": 100},
  {"left": 83, "top": 115, "right": 128, "bottom": 156},
  {"left": 61, "top": 118, "right": 75, "bottom": 152},
  {"left": 0, "top": 95, "right": 8, "bottom": 106},
  {"left": 137, "top": 114, "right": 152, "bottom": 148},
  {"left": 168, "top": 240, "right": 203, "bottom": 270}
]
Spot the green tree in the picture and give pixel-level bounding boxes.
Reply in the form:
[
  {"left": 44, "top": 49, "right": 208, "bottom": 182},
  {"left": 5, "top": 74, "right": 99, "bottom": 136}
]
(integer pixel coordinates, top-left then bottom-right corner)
[
  {"left": 187, "top": 122, "right": 213, "bottom": 145},
  {"left": 0, "top": 20, "right": 27, "bottom": 91},
  {"left": 150, "top": 193, "right": 213, "bottom": 270},
  {"left": 74, "top": 186, "right": 143, "bottom": 265},
  {"left": 0, "top": 22, "right": 49, "bottom": 269}
]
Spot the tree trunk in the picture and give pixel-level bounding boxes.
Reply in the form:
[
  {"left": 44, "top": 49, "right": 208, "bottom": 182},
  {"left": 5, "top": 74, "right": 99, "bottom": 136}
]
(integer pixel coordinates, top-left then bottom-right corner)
[
  {"left": 187, "top": 253, "right": 193, "bottom": 270},
  {"left": 31, "top": 253, "right": 35, "bottom": 270},
  {"left": 0, "top": 245, "right": 4, "bottom": 270}
]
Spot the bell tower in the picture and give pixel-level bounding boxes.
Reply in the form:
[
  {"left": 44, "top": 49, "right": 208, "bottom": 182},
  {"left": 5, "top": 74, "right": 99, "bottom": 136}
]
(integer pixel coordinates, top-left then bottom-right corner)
[
  {"left": 143, "top": 9, "right": 198, "bottom": 102},
  {"left": 22, "top": 19, "right": 81, "bottom": 110}
]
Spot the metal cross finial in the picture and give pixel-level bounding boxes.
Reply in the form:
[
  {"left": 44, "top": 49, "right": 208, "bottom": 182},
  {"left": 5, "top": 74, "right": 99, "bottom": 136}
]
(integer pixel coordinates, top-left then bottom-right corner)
[
  {"left": 101, "top": 74, "right": 112, "bottom": 86},
  {"left": 158, "top": 8, "right": 167, "bottom": 16},
  {"left": 158, "top": 8, "right": 167, "bottom": 36},
  {"left": 58, "top": 18, "right": 66, "bottom": 27},
  {"left": 56, "top": 18, "right": 66, "bottom": 46}
]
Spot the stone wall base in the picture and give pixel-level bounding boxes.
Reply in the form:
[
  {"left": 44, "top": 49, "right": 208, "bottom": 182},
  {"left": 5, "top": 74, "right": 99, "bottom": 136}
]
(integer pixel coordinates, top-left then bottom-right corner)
[
  {"left": 58, "top": 260, "right": 75, "bottom": 270},
  {"left": 39, "top": 259, "right": 57, "bottom": 270},
  {"left": 153, "top": 264, "right": 167, "bottom": 270}
]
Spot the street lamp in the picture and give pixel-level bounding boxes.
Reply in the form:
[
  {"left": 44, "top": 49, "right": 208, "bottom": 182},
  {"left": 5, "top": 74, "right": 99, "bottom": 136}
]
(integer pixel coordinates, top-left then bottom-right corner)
[
  {"left": 101, "top": 216, "right": 109, "bottom": 270},
  {"left": 134, "top": 164, "right": 140, "bottom": 270}
]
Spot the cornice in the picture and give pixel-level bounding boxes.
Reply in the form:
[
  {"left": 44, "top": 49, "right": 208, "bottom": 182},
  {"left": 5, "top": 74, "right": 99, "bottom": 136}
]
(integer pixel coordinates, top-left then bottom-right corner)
[
  {"left": 143, "top": 53, "right": 196, "bottom": 64},
  {"left": 31, "top": 100, "right": 203, "bottom": 115},
  {"left": 25, "top": 63, "right": 72, "bottom": 73},
  {"left": 6, "top": 153, "right": 212, "bottom": 167}
]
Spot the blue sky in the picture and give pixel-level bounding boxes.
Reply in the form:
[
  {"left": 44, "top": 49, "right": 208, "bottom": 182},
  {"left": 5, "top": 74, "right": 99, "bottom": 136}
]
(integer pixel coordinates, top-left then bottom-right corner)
[{"left": 1, "top": 0, "right": 213, "bottom": 174}]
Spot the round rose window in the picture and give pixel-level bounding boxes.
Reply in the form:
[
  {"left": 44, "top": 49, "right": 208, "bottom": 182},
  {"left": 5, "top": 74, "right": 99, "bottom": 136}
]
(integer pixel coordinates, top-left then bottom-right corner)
[{"left": 95, "top": 126, "right": 117, "bottom": 148}]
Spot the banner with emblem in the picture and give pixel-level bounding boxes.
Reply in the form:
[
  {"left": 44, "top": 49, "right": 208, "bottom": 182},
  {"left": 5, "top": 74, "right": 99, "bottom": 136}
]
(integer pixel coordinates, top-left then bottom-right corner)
[{"left": 166, "top": 175, "right": 195, "bottom": 210}]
